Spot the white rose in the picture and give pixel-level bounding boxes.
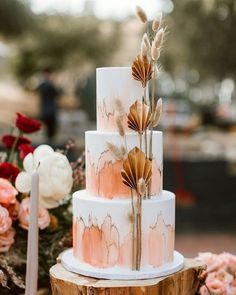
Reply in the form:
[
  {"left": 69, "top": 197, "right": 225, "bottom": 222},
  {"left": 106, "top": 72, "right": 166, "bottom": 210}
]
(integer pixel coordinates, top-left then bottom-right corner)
[{"left": 15, "top": 145, "right": 73, "bottom": 208}]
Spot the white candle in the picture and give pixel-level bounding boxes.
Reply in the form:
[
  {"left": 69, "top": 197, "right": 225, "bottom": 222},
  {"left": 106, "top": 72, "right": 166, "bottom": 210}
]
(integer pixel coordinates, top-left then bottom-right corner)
[{"left": 25, "top": 170, "right": 39, "bottom": 295}]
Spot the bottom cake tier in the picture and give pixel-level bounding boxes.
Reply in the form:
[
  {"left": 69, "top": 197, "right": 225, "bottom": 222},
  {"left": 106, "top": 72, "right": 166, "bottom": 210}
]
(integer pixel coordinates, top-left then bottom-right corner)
[{"left": 72, "top": 190, "right": 176, "bottom": 271}]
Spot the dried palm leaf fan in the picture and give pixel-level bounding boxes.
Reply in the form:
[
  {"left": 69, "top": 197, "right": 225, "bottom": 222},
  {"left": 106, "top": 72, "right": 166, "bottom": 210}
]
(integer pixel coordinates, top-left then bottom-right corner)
[
  {"left": 127, "top": 100, "right": 151, "bottom": 134},
  {"left": 132, "top": 55, "right": 152, "bottom": 88},
  {"left": 121, "top": 147, "right": 152, "bottom": 191}
]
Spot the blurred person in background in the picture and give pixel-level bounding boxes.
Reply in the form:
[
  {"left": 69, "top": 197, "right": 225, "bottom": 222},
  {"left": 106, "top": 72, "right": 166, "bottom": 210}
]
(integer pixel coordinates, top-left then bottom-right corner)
[{"left": 37, "top": 67, "right": 60, "bottom": 144}]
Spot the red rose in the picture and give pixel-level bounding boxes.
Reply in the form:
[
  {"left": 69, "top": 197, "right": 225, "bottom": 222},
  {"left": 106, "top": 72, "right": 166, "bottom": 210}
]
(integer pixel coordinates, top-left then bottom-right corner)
[
  {"left": 2, "top": 135, "right": 31, "bottom": 150},
  {"left": 0, "top": 163, "right": 20, "bottom": 182},
  {"left": 18, "top": 144, "right": 35, "bottom": 160},
  {"left": 15, "top": 113, "right": 41, "bottom": 134}
]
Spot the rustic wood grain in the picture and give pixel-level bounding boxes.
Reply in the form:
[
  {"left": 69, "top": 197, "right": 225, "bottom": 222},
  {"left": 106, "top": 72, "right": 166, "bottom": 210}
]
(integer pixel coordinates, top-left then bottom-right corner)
[{"left": 50, "top": 259, "right": 205, "bottom": 295}]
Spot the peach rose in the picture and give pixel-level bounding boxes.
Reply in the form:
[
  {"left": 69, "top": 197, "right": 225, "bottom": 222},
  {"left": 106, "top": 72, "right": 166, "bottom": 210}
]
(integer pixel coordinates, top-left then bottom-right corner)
[
  {"left": 0, "top": 227, "right": 15, "bottom": 252},
  {"left": 0, "top": 178, "right": 18, "bottom": 206},
  {"left": 7, "top": 200, "right": 20, "bottom": 221},
  {"left": 18, "top": 198, "right": 50, "bottom": 230},
  {"left": 0, "top": 205, "right": 12, "bottom": 234},
  {"left": 216, "top": 269, "right": 234, "bottom": 285},
  {"left": 207, "top": 279, "right": 227, "bottom": 295},
  {"left": 201, "top": 278, "right": 227, "bottom": 295}
]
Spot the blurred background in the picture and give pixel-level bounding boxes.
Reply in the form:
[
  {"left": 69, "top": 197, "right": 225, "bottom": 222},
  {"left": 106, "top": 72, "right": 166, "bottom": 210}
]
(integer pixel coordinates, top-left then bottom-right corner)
[{"left": 0, "top": 0, "right": 236, "bottom": 256}]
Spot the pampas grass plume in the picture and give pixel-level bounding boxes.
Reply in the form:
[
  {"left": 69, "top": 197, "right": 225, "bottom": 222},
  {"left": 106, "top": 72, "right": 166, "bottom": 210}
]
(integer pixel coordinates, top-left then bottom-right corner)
[
  {"left": 152, "top": 14, "right": 162, "bottom": 32},
  {"left": 136, "top": 6, "right": 148, "bottom": 23},
  {"left": 154, "top": 28, "right": 164, "bottom": 49}
]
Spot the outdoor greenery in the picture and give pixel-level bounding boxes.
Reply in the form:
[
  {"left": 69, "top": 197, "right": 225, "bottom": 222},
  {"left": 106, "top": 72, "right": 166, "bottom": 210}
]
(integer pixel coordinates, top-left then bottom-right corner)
[
  {"left": 164, "top": 0, "right": 236, "bottom": 80},
  {"left": 0, "top": 0, "right": 34, "bottom": 38},
  {"left": 1, "top": 0, "right": 235, "bottom": 82},
  {"left": 13, "top": 14, "right": 121, "bottom": 81}
]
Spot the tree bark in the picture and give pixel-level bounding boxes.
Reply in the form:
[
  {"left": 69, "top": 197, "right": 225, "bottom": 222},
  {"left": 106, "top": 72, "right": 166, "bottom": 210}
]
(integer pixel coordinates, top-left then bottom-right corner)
[{"left": 50, "top": 259, "right": 205, "bottom": 295}]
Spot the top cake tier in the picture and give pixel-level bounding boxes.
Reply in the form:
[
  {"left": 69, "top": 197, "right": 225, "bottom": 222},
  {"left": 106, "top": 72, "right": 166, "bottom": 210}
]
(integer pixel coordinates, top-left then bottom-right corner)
[{"left": 96, "top": 67, "right": 146, "bottom": 132}]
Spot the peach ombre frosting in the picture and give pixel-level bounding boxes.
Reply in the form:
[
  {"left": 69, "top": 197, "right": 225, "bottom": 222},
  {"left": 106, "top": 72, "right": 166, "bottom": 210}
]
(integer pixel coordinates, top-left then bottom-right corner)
[
  {"left": 73, "top": 213, "right": 174, "bottom": 269},
  {"left": 86, "top": 150, "right": 162, "bottom": 199},
  {"left": 72, "top": 190, "right": 175, "bottom": 269},
  {"left": 85, "top": 130, "right": 163, "bottom": 199}
]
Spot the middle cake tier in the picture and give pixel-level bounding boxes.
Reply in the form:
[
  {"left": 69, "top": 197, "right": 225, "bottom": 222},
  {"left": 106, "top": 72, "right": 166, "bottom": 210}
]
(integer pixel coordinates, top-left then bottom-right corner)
[{"left": 86, "top": 130, "right": 163, "bottom": 199}]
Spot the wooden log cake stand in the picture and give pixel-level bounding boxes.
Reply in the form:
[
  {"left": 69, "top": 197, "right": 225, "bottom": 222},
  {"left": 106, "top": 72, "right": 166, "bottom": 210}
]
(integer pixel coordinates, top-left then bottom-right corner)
[{"left": 50, "top": 258, "right": 206, "bottom": 295}]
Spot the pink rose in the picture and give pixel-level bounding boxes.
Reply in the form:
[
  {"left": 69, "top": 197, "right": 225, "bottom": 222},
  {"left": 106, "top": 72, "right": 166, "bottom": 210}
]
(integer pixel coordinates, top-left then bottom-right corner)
[
  {"left": 18, "top": 198, "right": 50, "bottom": 230},
  {"left": 216, "top": 269, "right": 234, "bottom": 285},
  {"left": 201, "top": 279, "right": 227, "bottom": 295},
  {"left": 0, "top": 228, "right": 15, "bottom": 252},
  {"left": 0, "top": 178, "right": 18, "bottom": 206},
  {"left": 0, "top": 205, "right": 12, "bottom": 234}
]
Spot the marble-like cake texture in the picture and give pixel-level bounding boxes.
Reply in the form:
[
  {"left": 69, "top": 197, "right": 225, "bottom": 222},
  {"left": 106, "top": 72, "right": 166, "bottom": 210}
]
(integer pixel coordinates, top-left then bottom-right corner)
[
  {"left": 86, "top": 131, "right": 163, "bottom": 199},
  {"left": 73, "top": 191, "right": 175, "bottom": 269},
  {"left": 96, "top": 67, "right": 148, "bottom": 132}
]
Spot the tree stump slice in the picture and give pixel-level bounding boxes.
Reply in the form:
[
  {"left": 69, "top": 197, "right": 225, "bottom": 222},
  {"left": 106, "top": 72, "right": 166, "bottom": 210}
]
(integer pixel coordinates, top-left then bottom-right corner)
[{"left": 50, "top": 259, "right": 205, "bottom": 295}]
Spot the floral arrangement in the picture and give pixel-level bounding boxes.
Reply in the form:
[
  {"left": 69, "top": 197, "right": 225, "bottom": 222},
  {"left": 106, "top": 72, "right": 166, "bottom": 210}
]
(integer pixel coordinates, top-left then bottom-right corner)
[
  {"left": 106, "top": 6, "right": 164, "bottom": 270},
  {"left": 0, "top": 113, "right": 85, "bottom": 292},
  {"left": 196, "top": 252, "right": 236, "bottom": 295}
]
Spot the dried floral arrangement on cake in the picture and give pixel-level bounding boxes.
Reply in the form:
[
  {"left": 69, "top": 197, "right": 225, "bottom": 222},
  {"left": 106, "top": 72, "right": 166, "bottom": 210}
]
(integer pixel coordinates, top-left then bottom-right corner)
[
  {"left": 106, "top": 6, "right": 165, "bottom": 270},
  {"left": 0, "top": 113, "right": 85, "bottom": 292}
]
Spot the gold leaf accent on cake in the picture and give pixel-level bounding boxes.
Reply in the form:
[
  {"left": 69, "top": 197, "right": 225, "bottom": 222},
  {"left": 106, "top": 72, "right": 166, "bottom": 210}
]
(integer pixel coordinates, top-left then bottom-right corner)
[
  {"left": 121, "top": 147, "right": 152, "bottom": 191},
  {"left": 132, "top": 55, "right": 152, "bottom": 88},
  {"left": 127, "top": 100, "right": 151, "bottom": 134}
]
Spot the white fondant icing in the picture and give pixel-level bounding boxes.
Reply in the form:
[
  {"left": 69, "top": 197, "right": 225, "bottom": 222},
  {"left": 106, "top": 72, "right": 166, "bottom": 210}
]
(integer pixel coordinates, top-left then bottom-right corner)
[
  {"left": 96, "top": 67, "right": 147, "bottom": 132},
  {"left": 73, "top": 190, "right": 175, "bottom": 242},
  {"left": 62, "top": 249, "right": 184, "bottom": 280},
  {"left": 86, "top": 130, "right": 162, "bottom": 169}
]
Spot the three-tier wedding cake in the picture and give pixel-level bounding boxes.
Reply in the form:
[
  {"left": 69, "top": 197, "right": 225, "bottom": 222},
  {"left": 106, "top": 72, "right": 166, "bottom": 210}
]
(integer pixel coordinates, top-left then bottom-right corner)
[{"left": 62, "top": 66, "right": 184, "bottom": 279}]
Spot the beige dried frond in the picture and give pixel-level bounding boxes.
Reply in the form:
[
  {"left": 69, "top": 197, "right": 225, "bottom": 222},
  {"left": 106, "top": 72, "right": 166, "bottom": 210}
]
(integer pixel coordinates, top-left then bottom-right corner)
[
  {"left": 151, "top": 98, "right": 162, "bottom": 127},
  {"left": 121, "top": 147, "right": 152, "bottom": 191},
  {"left": 137, "top": 178, "right": 146, "bottom": 196},
  {"left": 127, "top": 100, "right": 151, "bottom": 134},
  {"left": 120, "top": 145, "right": 127, "bottom": 157},
  {"left": 114, "top": 99, "right": 125, "bottom": 115},
  {"left": 106, "top": 142, "right": 125, "bottom": 160},
  {"left": 136, "top": 6, "right": 148, "bottom": 23},
  {"left": 152, "top": 65, "right": 159, "bottom": 79},
  {"left": 115, "top": 115, "right": 125, "bottom": 137},
  {"left": 132, "top": 55, "right": 153, "bottom": 87},
  {"left": 154, "top": 28, "right": 164, "bottom": 49},
  {"left": 152, "top": 14, "right": 162, "bottom": 32},
  {"left": 151, "top": 44, "right": 160, "bottom": 61},
  {"left": 142, "top": 33, "right": 151, "bottom": 51},
  {"left": 141, "top": 40, "right": 148, "bottom": 59},
  {"left": 128, "top": 212, "right": 135, "bottom": 223}
]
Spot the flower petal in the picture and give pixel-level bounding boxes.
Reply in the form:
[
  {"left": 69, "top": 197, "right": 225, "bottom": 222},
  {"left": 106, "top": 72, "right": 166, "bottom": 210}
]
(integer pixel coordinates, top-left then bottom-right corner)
[
  {"left": 15, "top": 172, "right": 31, "bottom": 193},
  {"left": 34, "top": 145, "right": 54, "bottom": 165},
  {"left": 39, "top": 196, "right": 59, "bottom": 209},
  {"left": 23, "top": 153, "right": 34, "bottom": 173}
]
